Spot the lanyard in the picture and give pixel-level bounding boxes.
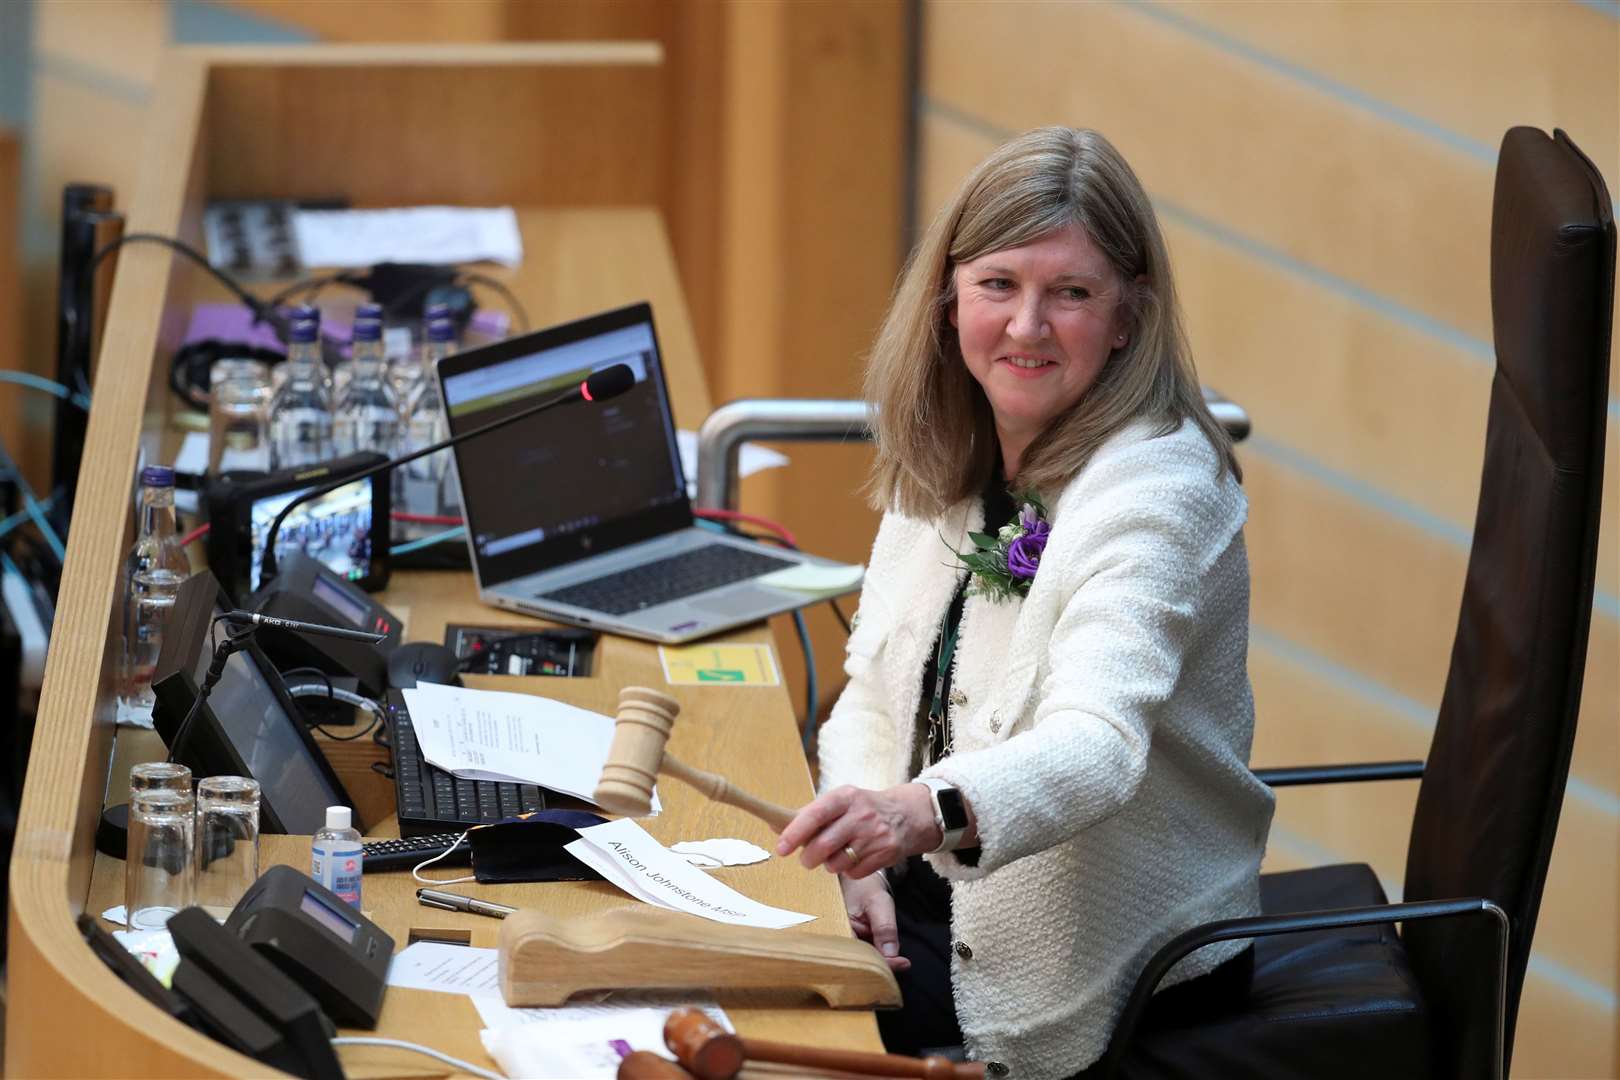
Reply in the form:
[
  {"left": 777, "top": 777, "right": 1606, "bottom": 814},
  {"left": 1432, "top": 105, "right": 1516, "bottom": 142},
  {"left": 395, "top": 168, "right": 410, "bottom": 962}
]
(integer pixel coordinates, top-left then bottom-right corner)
[{"left": 926, "top": 584, "right": 968, "bottom": 764}]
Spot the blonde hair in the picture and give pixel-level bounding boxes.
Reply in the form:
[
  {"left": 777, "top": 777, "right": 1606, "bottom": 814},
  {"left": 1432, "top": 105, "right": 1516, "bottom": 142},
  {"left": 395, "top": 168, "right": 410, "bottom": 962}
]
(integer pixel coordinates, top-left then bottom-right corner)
[{"left": 864, "top": 126, "right": 1237, "bottom": 517}]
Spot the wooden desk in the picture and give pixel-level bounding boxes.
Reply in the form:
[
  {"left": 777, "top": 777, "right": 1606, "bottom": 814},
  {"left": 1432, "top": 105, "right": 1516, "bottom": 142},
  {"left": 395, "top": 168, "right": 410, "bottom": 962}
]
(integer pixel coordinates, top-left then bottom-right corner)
[{"left": 7, "top": 44, "right": 880, "bottom": 1078}]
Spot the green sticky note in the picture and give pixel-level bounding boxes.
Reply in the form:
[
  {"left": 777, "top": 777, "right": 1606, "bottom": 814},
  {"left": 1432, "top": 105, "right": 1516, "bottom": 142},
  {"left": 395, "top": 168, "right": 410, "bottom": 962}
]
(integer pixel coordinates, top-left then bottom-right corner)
[{"left": 697, "top": 669, "right": 745, "bottom": 682}]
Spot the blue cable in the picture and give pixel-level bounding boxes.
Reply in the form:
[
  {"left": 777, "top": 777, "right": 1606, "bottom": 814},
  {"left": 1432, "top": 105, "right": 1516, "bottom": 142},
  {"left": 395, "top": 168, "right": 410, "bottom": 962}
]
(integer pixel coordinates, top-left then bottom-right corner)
[
  {"left": 0, "top": 370, "right": 91, "bottom": 411},
  {"left": 0, "top": 494, "right": 56, "bottom": 543},
  {"left": 390, "top": 525, "right": 465, "bottom": 557}
]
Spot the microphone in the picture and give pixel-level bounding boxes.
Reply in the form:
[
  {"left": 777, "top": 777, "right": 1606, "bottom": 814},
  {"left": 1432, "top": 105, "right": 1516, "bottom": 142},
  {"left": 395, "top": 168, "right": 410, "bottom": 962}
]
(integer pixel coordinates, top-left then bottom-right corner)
[
  {"left": 257, "top": 362, "right": 636, "bottom": 584},
  {"left": 223, "top": 610, "right": 388, "bottom": 645}
]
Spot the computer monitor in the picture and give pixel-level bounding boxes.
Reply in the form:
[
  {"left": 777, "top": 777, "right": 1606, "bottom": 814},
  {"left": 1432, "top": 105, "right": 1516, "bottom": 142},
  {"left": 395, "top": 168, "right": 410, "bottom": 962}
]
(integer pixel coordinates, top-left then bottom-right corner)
[{"left": 151, "top": 572, "right": 358, "bottom": 835}]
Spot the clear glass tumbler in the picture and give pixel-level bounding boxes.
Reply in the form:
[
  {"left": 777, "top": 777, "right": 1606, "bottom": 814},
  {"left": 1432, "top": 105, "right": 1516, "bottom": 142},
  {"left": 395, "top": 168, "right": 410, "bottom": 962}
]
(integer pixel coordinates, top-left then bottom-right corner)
[
  {"left": 128, "top": 760, "right": 192, "bottom": 799},
  {"left": 195, "top": 776, "right": 261, "bottom": 918},
  {"left": 125, "top": 787, "right": 195, "bottom": 931},
  {"left": 208, "top": 358, "right": 273, "bottom": 474}
]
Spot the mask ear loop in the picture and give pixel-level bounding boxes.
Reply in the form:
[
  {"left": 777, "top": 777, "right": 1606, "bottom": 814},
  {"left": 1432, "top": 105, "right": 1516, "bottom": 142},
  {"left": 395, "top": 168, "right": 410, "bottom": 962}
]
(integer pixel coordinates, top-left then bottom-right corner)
[{"left": 412, "top": 827, "right": 477, "bottom": 886}]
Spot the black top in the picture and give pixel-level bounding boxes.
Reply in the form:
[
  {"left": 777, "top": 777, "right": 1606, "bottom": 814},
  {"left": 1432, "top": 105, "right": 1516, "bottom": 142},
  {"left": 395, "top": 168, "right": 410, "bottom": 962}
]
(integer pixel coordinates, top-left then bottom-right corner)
[{"left": 905, "top": 470, "right": 1018, "bottom": 882}]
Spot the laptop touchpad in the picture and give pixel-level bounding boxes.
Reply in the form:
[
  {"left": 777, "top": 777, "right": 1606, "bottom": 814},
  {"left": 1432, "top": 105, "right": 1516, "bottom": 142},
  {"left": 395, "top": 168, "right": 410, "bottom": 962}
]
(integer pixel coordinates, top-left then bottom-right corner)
[{"left": 691, "top": 585, "right": 781, "bottom": 616}]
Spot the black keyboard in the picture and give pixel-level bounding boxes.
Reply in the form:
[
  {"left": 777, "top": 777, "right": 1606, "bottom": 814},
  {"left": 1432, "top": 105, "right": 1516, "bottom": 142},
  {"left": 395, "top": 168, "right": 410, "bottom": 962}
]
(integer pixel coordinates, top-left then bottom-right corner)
[
  {"left": 537, "top": 544, "right": 797, "bottom": 616},
  {"left": 386, "top": 691, "right": 547, "bottom": 836},
  {"left": 362, "top": 833, "right": 473, "bottom": 872}
]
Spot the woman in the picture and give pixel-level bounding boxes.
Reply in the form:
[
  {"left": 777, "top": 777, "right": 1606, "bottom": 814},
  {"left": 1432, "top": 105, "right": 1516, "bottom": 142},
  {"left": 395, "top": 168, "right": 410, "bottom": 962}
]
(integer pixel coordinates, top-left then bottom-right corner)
[{"left": 776, "top": 127, "right": 1275, "bottom": 1079}]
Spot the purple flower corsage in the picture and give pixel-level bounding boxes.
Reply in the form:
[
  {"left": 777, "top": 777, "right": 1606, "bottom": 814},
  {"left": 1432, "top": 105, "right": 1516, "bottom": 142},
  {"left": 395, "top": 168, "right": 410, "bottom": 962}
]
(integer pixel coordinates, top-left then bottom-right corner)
[{"left": 949, "top": 491, "right": 1050, "bottom": 602}]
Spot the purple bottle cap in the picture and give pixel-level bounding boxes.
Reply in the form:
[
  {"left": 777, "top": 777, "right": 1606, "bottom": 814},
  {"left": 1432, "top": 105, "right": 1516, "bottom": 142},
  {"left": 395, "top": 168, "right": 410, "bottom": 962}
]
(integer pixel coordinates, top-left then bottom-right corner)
[
  {"left": 423, "top": 302, "right": 451, "bottom": 321},
  {"left": 355, "top": 302, "right": 383, "bottom": 321},
  {"left": 140, "top": 465, "right": 175, "bottom": 487},
  {"left": 352, "top": 318, "right": 382, "bottom": 343},
  {"left": 427, "top": 318, "right": 455, "bottom": 343},
  {"left": 289, "top": 318, "right": 319, "bottom": 344},
  {"left": 291, "top": 303, "right": 320, "bottom": 325}
]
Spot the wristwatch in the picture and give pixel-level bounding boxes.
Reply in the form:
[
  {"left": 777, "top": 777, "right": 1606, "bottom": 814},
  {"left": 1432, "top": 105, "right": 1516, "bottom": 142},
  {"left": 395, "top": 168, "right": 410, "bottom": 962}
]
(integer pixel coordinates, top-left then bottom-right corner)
[{"left": 916, "top": 778, "right": 970, "bottom": 853}]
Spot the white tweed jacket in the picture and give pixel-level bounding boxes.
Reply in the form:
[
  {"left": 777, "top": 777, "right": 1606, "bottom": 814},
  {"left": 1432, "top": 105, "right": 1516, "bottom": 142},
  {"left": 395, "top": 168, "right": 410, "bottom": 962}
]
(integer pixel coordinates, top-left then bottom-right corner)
[{"left": 818, "top": 418, "right": 1275, "bottom": 1079}]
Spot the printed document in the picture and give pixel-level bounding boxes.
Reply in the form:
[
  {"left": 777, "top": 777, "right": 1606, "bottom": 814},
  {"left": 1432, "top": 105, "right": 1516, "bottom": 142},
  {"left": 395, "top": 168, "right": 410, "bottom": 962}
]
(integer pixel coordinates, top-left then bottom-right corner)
[
  {"left": 402, "top": 682, "right": 658, "bottom": 810},
  {"left": 565, "top": 818, "right": 813, "bottom": 928},
  {"left": 386, "top": 942, "right": 501, "bottom": 996},
  {"left": 292, "top": 206, "right": 523, "bottom": 267}
]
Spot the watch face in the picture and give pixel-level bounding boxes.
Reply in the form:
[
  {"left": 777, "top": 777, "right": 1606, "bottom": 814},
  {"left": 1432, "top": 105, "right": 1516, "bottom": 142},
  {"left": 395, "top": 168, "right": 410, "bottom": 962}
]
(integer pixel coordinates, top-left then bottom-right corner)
[{"left": 935, "top": 786, "right": 970, "bottom": 833}]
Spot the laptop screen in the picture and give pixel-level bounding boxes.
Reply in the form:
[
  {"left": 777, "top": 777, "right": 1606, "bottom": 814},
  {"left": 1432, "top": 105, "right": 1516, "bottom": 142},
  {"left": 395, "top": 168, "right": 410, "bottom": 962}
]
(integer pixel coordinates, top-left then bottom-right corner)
[{"left": 439, "top": 303, "right": 690, "bottom": 588}]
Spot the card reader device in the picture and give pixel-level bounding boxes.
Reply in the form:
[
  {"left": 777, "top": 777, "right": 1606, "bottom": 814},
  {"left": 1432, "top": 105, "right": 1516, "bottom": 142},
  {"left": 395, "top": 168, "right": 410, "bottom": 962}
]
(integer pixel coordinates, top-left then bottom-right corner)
[{"left": 225, "top": 864, "right": 394, "bottom": 1028}]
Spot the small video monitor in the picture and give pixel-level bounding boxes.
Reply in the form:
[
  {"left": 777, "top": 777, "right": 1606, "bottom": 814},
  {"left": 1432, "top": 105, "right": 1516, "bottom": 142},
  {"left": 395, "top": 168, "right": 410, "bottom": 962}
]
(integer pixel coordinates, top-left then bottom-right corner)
[
  {"left": 151, "top": 572, "right": 358, "bottom": 835},
  {"left": 204, "top": 452, "right": 389, "bottom": 602}
]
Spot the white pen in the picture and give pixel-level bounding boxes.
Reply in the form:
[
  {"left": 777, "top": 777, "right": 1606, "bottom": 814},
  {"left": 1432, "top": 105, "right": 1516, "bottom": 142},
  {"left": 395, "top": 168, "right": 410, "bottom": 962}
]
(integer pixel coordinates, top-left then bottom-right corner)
[{"left": 416, "top": 888, "right": 518, "bottom": 920}]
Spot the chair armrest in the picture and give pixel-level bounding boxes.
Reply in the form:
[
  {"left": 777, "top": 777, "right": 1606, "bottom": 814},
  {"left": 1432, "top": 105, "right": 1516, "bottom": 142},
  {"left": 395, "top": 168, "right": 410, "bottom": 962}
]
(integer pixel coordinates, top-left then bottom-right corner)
[
  {"left": 1096, "top": 897, "right": 1508, "bottom": 1080},
  {"left": 1253, "top": 760, "right": 1425, "bottom": 787}
]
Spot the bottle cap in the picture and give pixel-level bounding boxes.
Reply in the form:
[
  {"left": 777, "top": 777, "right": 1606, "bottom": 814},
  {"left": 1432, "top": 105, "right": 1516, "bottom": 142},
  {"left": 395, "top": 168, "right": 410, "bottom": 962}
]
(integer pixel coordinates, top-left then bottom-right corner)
[
  {"left": 423, "top": 302, "right": 451, "bottom": 321},
  {"left": 355, "top": 302, "right": 383, "bottom": 321},
  {"left": 292, "top": 303, "right": 321, "bottom": 325},
  {"left": 325, "top": 806, "right": 352, "bottom": 830},
  {"left": 289, "top": 317, "right": 319, "bottom": 345},
  {"left": 427, "top": 318, "right": 455, "bottom": 343},
  {"left": 352, "top": 318, "right": 382, "bottom": 343},
  {"left": 139, "top": 465, "right": 175, "bottom": 487}
]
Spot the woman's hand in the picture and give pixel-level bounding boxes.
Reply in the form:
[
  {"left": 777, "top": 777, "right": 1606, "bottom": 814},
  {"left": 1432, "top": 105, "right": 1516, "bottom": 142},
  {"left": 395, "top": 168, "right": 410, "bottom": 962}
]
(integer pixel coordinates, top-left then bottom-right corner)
[
  {"left": 841, "top": 872, "right": 910, "bottom": 972},
  {"left": 776, "top": 784, "right": 941, "bottom": 880}
]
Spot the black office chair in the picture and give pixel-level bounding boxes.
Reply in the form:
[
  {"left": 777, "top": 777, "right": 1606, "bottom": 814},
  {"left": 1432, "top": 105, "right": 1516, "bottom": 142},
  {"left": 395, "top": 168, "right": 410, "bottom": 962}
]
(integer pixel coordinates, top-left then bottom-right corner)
[{"left": 1096, "top": 127, "right": 1614, "bottom": 1080}]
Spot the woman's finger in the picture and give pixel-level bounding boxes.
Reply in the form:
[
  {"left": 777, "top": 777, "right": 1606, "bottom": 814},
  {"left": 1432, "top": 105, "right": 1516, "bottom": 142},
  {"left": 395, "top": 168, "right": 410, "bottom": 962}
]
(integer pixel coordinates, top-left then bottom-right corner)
[{"left": 776, "top": 787, "right": 853, "bottom": 856}]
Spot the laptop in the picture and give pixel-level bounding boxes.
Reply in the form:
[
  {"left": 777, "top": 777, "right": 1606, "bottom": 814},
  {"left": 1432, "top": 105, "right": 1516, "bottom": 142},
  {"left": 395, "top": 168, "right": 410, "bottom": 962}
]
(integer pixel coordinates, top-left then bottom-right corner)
[{"left": 436, "top": 301, "right": 857, "bottom": 643}]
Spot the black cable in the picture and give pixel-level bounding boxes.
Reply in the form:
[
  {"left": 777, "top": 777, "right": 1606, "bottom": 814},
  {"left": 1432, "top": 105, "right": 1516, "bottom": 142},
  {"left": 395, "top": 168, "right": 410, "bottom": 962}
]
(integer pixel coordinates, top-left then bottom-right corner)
[
  {"left": 89, "top": 233, "right": 280, "bottom": 328},
  {"left": 459, "top": 271, "right": 532, "bottom": 333},
  {"left": 166, "top": 622, "right": 255, "bottom": 764},
  {"left": 827, "top": 598, "right": 852, "bottom": 636},
  {"left": 281, "top": 665, "right": 382, "bottom": 741}
]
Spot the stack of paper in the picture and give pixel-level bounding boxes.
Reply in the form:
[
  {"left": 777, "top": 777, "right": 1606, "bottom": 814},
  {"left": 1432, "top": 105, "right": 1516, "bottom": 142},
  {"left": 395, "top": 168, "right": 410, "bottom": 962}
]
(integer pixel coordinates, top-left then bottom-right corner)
[
  {"left": 566, "top": 818, "right": 813, "bottom": 929},
  {"left": 401, "top": 682, "right": 658, "bottom": 810}
]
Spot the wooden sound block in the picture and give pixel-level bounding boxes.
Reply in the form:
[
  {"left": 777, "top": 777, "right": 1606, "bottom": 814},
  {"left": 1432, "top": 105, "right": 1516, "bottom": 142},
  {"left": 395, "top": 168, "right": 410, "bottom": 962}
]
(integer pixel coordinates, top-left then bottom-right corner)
[{"left": 498, "top": 905, "right": 901, "bottom": 1009}]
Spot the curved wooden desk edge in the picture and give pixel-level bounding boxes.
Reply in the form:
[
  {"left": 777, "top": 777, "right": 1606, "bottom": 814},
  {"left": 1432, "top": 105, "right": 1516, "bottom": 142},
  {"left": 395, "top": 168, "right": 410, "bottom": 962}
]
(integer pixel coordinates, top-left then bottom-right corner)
[{"left": 5, "top": 50, "right": 266, "bottom": 1078}]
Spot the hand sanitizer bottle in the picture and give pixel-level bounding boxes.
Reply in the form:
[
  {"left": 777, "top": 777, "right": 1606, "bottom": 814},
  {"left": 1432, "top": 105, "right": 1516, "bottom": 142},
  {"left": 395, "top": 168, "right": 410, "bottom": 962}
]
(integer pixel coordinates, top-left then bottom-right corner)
[{"left": 311, "top": 806, "right": 364, "bottom": 908}]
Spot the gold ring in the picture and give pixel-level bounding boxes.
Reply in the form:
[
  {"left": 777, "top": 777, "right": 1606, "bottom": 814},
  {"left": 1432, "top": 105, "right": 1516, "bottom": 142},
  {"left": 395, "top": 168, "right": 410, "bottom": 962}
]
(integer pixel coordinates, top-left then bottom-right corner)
[{"left": 843, "top": 845, "right": 860, "bottom": 864}]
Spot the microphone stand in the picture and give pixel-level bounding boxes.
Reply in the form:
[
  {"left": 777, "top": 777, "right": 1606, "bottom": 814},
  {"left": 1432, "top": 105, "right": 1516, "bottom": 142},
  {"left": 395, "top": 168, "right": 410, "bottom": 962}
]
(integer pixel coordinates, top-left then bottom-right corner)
[{"left": 257, "top": 373, "right": 610, "bottom": 585}]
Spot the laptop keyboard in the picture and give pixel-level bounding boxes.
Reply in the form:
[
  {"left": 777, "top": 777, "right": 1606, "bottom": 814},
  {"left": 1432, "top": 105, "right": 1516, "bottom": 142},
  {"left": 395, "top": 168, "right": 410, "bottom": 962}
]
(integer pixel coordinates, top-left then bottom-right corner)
[
  {"left": 537, "top": 543, "right": 797, "bottom": 616},
  {"left": 386, "top": 692, "right": 546, "bottom": 835}
]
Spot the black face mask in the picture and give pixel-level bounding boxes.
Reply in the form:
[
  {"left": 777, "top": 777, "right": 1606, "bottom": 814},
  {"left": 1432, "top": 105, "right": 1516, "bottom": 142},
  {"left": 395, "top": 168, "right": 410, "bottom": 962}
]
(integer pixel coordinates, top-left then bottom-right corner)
[{"left": 465, "top": 810, "right": 609, "bottom": 884}]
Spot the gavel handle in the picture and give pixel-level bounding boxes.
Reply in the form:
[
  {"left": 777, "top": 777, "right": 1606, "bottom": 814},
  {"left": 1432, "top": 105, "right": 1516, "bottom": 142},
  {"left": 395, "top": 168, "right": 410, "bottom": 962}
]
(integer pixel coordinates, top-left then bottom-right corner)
[
  {"left": 741, "top": 1038, "right": 986, "bottom": 1079},
  {"left": 659, "top": 753, "right": 798, "bottom": 833}
]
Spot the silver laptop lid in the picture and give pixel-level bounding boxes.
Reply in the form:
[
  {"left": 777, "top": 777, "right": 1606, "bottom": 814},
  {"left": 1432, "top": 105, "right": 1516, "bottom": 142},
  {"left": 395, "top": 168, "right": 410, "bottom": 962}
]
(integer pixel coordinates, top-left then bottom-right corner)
[{"left": 437, "top": 302, "right": 691, "bottom": 590}]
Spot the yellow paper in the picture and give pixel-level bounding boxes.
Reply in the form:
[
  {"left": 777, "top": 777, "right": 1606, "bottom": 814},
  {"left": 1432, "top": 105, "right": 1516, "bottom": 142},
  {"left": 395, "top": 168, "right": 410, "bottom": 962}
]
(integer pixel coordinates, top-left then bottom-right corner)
[{"left": 658, "top": 642, "right": 780, "bottom": 687}]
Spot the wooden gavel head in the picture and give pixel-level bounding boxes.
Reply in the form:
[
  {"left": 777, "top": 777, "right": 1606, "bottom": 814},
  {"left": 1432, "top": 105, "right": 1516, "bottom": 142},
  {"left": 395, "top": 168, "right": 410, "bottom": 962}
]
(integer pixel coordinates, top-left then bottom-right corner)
[
  {"left": 664, "top": 1008, "right": 744, "bottom": 1080},
  {"left": 593, "top": 686, "right": 682, "bottom": 817}
]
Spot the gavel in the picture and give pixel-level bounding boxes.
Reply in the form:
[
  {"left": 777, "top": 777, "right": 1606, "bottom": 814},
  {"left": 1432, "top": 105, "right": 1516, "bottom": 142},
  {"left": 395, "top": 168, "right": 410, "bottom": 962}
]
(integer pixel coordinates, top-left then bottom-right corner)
[
  {"left": 594, "top": 687, "right": 798, "bottom": 832},
  {"left": 659, "top": 1008, "right": 987, "bottom": 1079}
]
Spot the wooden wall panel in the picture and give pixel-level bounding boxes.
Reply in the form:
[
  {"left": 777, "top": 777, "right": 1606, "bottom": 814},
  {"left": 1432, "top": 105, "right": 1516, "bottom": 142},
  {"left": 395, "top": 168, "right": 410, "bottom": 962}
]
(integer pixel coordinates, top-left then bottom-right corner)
[
  {"left": 919, "top": 4, "right": 1617, "bottom": 1073},
  {"left": 1154, "top": 0, "right": 1620, "bottom": 185},
  {"left": 924, "top": 1, "right": 1495, "bottom": 346},
  {"left": 202, "top": 45, "right": 666, "bottom": 207}
]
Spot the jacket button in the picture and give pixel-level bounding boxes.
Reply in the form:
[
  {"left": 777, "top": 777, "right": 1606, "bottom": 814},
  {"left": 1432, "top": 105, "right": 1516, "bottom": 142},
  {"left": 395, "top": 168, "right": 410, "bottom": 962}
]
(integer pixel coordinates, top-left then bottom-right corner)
[
  {"left": 989, "top": 711, "right": 1001, "bottom": 733},
  {"left": 987, "top": 1062, "right": 1010, "bottom": 1077},
  {"left": 952, "top": 940, "right": 973, "bottom": 960},
  {"left": 949, "top": 688, "right": 967, "bottom": 707}
]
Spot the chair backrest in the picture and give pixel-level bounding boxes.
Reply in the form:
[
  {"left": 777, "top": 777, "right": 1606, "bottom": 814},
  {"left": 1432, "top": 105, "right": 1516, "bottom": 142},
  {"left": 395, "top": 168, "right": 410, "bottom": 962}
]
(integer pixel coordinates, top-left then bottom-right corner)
[{"left": 1402, "top": 127, "right": 1614, "bottom": 1078}]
